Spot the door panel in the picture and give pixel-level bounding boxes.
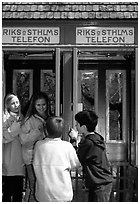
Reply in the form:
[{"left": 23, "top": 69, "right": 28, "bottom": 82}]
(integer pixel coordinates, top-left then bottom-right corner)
[{"left": 77, "top": 57, "right": 129, "bottom": 162}]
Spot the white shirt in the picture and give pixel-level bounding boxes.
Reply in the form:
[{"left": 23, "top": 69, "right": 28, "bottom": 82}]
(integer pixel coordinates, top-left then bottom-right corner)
[{"left": 33, "top": 137, "right": 81, "bottom": 202}]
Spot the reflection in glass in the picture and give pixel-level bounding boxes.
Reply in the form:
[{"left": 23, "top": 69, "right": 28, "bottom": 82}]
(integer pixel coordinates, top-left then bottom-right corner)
[
  {"left": 108, "top": 72, "right": 123, "bottom": 140},
  {"left": 80, "top": 71, "right": 98, "bottom": 111},
  {"left": 41, "top": 70, "right": 55, "bottom": 115}
]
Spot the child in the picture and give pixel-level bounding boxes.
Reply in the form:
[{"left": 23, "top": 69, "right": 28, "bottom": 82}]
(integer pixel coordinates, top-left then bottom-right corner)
[
  {"left": 2, "top": 93, "right": 24, "bottom": 201},
  {"left": 20, "top": 91, "right": 52, "bottom": 201},
  {"left": 33, "top": 116, "right": 81, "bottom": 202},
  {"left": 70, "top": 110, "right": 113, "bottom": 202}
]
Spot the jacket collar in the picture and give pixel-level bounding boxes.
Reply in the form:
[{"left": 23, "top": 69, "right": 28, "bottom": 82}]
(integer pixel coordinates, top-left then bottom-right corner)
[{"left": 34, "top": 114, "right": 46, "bottom": 124}]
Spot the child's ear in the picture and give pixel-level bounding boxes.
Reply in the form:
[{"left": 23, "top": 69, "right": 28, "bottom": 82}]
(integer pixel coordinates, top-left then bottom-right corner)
[{"left": 81, "top": 125, "right": 86, "bottom": 131}]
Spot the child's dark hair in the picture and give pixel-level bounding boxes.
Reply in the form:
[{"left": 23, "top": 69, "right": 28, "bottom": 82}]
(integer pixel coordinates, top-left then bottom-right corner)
[
  {"left": 24, "top": 91, "right": 52, "bottom": 120},
  {"left": 75, "top": 110, "right": 98, "bottom": 132},
  {"left": 46, "top": 116, "right": 64, "bottom": 138}
]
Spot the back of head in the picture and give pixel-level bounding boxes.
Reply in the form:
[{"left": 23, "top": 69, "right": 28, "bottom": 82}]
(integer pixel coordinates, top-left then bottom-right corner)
[
  {"left": 46, "top": 116, "right": 64, "bottom": 138},
  {"left": 75, "top": 110, "right": 98, "bottom": 132}
]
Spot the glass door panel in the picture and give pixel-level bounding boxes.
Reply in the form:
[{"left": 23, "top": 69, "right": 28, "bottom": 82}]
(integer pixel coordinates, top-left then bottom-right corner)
[
  {"left": 78, "top": 70, "right": 98, "bottom": 112},
  {"left": 40, "top": 49, "right": 60, "bottom": 116},
  {"left": 13, "top": 69, "right": 33, "bottom": 113},
  {"left": 106, "top": 70, "right": 126, "bottom": 142},
  {"left": 41, "top": 70, "right": 56, "bottom": 115}
]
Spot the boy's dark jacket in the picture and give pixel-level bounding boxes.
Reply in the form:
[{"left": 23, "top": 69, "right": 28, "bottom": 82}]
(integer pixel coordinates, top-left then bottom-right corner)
[{"left": 77, "top": 132, "right": 113, "bottom": 188}]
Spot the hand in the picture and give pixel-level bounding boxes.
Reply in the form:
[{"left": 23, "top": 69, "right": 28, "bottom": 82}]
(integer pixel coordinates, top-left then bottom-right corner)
[
  {"left": 16, "top": 116, "right": 22, "bottom": 123},
  {"left": 10, "top": 120, "right": 21, "bottom": 133},
  {"left": 68, "top": 128, "right": 78, "bottom": 140}
]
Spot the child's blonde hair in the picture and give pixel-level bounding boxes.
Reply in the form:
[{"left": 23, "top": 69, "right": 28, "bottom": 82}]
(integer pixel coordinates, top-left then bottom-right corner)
[
  {"left": 46, "top": 116, "right": 64, "bottom": 138},
  {"left": 4, "top": 93, "right": 19, "bottom": 113}
]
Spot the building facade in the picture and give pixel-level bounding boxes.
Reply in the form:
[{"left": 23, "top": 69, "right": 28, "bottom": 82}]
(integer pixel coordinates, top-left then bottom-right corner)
[{"left": 2, "top": 2, "right": 138, "bottom": 201}]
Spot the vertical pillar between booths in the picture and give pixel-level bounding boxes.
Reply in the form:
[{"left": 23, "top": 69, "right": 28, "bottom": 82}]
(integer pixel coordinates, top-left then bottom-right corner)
[
  {"left": 2, "top": 51, "right": 5, "bottom": 109},
  {"left": 63, "top": 51, "right": 73, "bottom": 141},
  {"left": 55, "top": 48, "right": 60, "bottom": 116},
  {"left": 72, "top": 48, "right": 79, "bottom": 202},
  {"left": 98, "top": 68, "right": 106, "bottom": 138},
  {"left": 135, "top": 48, "right": 138, "bottom": 166},
  {"left": 73, "top": 48, "right": 78, "bottom": 127}
]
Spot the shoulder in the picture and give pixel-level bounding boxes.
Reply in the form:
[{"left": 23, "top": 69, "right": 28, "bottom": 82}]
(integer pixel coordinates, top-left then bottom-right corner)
[
  {"left": 61, "top": 140, "right": 75, "bottom": 149},
  {"left": 80, "top": 135, "right": 96, "bottom": 148},
  {"left": 3, "top": 112, "right": 9, "bottom": 121},
  {"left": 87, "top": 132, "right": 103, "bottom": 141},
  {"left": 3, "top": 112, "right": 14, "bottom": 125},
  {"left": 94, "top": 132, "right": 104, "bottom": 139},
  {"left": 62, "top": 140, "right": 73, "bottom": 145},
  {"left": 23, "top": 115, "right": 32, "bottom": 124},
  {"left": 34, "top": 139, "right": 45, "bottom": 150},
  {"left": 23, "top": 115, "right": 41, "bottom": 126},
  {"left": 83, "top": 138, "right": 94, "bottom": 148},
  {"left": 34, "top": 114, "right": 46, "bottom": 124},
  {"left": 25, "top": 115, "right": 36, "bottom": 121}
]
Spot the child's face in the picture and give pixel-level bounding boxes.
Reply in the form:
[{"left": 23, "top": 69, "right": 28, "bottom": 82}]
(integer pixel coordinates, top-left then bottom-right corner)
[
  {"left": 8, "top": 96, "right": 20, "bottom": 113},
  {"left": 35, "top": 98, "right": 47, "bottom": 116},
  {"left": 75, "top": 121, "right": 84, "bottom": 134}
]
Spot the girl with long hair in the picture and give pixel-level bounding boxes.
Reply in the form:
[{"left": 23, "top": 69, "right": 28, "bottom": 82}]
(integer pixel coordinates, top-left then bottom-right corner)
[
  {"left": 2, "top": 93, "right": 24, "bottom": 202},
  {"left": 20, "top": 91, "right": 52, "bottom": 202}
]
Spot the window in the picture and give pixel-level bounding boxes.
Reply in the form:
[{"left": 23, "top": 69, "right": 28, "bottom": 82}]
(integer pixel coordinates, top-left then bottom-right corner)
[
  {"left": 78, "top": 70, "right": 98, "bottom": 112},
  {"left": 13, "top": 70, "right": 33, "bottom": 113},
  {"left": 41, "top": 70, "right": 56, "bottom": 115},
  {"left": 106, "top": 70, "right": 126, "bottom": 142}
]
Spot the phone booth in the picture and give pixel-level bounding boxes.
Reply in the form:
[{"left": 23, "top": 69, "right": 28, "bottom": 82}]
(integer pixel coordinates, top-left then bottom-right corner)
[{"left": 2, "top": 2, "right": 138, "bottom": 202}]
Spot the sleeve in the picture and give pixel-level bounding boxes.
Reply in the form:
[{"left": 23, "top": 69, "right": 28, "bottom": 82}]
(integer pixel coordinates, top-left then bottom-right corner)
[
  {"left": 33, "top": 142, "right": 44, "bottom": 185},
  {"left": 3, "top": 119, "right": 21, "bottom": 144},
  {"left": 77, "top": 139, "right": 93, "bottom": 165},
  {"left": 33, "top": 142, "right": 42, "bottom": 168},
  {"left": 68, "top": 143, "right": 81, "bottom": 170},
  {"left": 19, "top": 119, "right": 42, "bottom": 148}
]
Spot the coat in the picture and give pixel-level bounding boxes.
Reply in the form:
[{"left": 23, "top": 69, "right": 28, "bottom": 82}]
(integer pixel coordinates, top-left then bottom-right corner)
[
  {"left": 77, "top": 132, "right": 113, "bottom": 188},
  {"left": 2, "top": 111, "right": 24, "bottom": 176},
  {"left": 20, "top": 114, "right": 46, "bottom": 165}
]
